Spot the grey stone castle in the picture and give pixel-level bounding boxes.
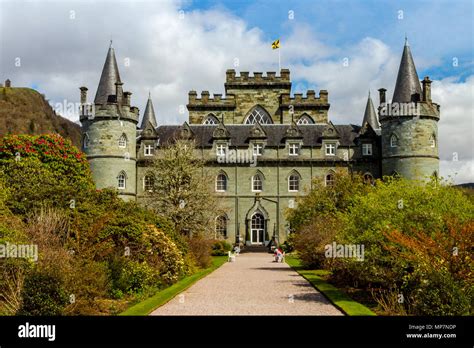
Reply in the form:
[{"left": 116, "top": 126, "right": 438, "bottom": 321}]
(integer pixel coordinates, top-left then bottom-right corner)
[{"left": 79, "top": 40, "right": 440, "bottom": 246}]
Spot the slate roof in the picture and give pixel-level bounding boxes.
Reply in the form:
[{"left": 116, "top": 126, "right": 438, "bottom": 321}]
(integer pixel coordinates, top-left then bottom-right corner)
[
  {"left": 140, "top": 95, "right": 157, "bottom": 129},
  {"left": 392, "top": 40, "right": 422, "bottom": 103},
  {"left": 150, "top": 124, "right": 366, "bottom": 148},
  {"left": 94, "top": 45, "right": 121, "bottom": 104},
  {"left": 362, "top": 93, "right": 380, "bottom": 131}
]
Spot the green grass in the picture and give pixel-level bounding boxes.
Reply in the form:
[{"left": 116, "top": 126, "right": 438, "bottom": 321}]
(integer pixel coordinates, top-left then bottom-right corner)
[
  {"left": 286, "top": 255, "right": 376, "bottom": 316},
  {"left": 120, "top": 256, "right": 228, "bottom": 316}
]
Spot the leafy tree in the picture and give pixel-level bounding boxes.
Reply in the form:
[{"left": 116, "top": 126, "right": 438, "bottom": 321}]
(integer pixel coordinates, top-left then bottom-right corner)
[{"left": 143, "top": 138, "right": 219, "bottom": 237}]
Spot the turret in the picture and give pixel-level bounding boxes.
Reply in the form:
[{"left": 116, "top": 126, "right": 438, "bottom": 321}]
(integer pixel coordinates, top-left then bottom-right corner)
[
  {"left": 361, "top": 91, "right": 380, "bottom": 131},
  {"left": 140, "top": 93, "right": 157, "bottom": 129},
  {"left": 79, "top": 42, "right": 138, "bottom": 201},
  {"left": 380, "top": 39, "right": 440, "bottom": 181}
]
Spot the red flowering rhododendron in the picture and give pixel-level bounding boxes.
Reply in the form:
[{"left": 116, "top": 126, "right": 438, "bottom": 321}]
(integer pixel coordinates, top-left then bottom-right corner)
[{"left": 0, "top": 134, "right": 94, "bottom": 191}]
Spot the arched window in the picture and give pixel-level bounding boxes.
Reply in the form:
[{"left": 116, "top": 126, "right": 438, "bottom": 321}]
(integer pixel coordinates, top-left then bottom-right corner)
[
  {"left": 215, "top": 215, "right": 227, "bottom": 238},
  {"left": 216, "top": 172, "right": 228, "bottom": 192},
  {"left": 429, "top": 134, "right": 436, "bottom": 148},
  {"left": 244, "top": 106, "right": 273, "bottom": 124},
  {"left": 325, "top": 171, "right": 335, "bottom": 187},
  {"left": 288, "top": 172, "right": 300, "bottom": 192},
  {"left": 144, "top": 174, "right": 154, "bottom": 192},
  {"left": 82, "top": 133, "right": 90, "bottom": 150},
  {"left": 296, "top": 114, "right": 315, "bottom": 125},
  {"left": 203, "top": 114, "right": 219, "bottom": 125},
  {"left": 252, "top": 173, "right": 263, "bottom": 192},
  {"left": 390, "top": 134, "right": 398, "bottom": 148},
  {"left": 118, "top": 133, "right": 127, "bottom": 148},
  {"left": 363, "top": 172, "right": 374, "bottom": 185},
  {"left": 117, "top": 171, "right": 126, "bottom": 189}
]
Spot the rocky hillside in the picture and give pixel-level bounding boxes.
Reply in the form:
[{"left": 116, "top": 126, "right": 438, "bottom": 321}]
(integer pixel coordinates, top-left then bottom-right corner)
[{"left": 0, "top": 87, "right": 81, "bottom": 147}]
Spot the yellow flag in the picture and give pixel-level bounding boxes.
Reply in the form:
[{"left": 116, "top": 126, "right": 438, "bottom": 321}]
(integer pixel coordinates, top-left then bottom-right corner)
[{"left": 271, "top": 39, "right": 280, "bottom": 50}]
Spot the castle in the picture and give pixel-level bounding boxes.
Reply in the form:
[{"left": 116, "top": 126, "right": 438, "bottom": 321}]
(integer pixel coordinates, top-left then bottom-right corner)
[{"left": 79, "top": 40, "right": 440, "bottom": 246}]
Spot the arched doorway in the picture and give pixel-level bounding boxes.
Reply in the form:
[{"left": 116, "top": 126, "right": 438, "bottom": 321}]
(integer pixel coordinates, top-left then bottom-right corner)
[{"left": 250, "top": 212, "right": 265, "bottom": 245}]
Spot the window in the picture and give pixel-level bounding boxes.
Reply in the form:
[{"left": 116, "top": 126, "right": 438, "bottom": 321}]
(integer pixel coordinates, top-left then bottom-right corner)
[
  {"left": 216, "top": 173, "right": 227, "bottom": 192},
  {"left": 390, "top": 134, "right": 398, "bottom": 148},
  {"left": 203, "top": 114, "right": 219, "bottom": 125},
  {"left": 288, "top": 174, "right": 300, "bottom": 192},
  {"left": 252, "top": 174, "right": 263, "bottom": 192},
  {"left": 82, "top": 134, "right": 90, "bottom": 149},
  {"left": 215, "top": 215, "right": 227, "bottom": 238},
  {"left": 429, "top": 134, "right": 436, "bottom": 148},
  {"left": 288, "top": 143, "right": 300, "bottom": 156},
  {"left": 216, "top": 144, "right": 226, "bottom": 156},
  {"left": 118, "top": 134, "right": 127, "bottom": 148},
  {"left": 325, "top": 143, "right": 336, "bottom": 156},
  {"left": 117, "top": 171, "right": 126, "bottom": 189},
  {"left": 144, "top": 144, "right": 153, "bottom": 156},
  {"left": 244, "top": 106, "right": 273, "bottom": 124},
  {"left": 325, "top": 172, "right": 335, "bottom": 186},
  {"left": 144, "top": 174, "right": 154, "bottom": 192},
  {"left": 253, "top": 143, "right": 263, "bottom": 156},
  {"left": 362, "top": 143, "right": 373, "bottom": 156},
  {"left": 296, "top": 114, "right": 315, "bottom": 125}
]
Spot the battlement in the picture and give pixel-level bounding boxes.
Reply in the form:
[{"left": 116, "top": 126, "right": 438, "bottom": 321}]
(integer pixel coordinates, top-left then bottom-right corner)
[
  {"left": 225, "top": 69, "right": 291, "bottom": 89},
  {"left": 280, "top": 90, "right": 329, "bottom": 106},
  {"left": 187, "top": 90, "right": 236, "bottom": 110}
]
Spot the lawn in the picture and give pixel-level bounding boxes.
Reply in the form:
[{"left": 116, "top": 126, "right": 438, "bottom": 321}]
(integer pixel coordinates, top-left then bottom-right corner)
[
  {"left": 120, "top": 255, "right": 227, "bottom": 316},
  {"left": 286, "top": 255, "right": 376, "bottom": 316}
]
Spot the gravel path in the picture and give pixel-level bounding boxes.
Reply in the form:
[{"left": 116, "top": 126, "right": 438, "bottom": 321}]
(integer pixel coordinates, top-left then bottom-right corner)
[{"left": 151, "top": 252, "right": 343, "bottom": 316}]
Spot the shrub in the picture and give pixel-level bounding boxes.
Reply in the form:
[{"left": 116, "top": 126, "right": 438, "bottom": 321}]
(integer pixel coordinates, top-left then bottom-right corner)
[
  {"left": 186, "top": 234, "right": 212, "bottom": 268},
  {"left": 293, "top": 214, "right": 342, "bottom": 268},
  {"left": 18, "top": 271, "right": 69, "bottom": 315},
  {"left": 211, "top": 240, "right": 232, "bottom": 256},
  {"left": 113, "top": 259, "right": 158, "bottom": 294}
]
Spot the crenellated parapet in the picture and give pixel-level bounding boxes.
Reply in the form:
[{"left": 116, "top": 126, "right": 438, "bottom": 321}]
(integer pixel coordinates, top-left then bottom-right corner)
[
  {"left": 225, "top": 69, "right": 291, "bottom": 90},
  {"left": 187, "top": 91, "right": 236, "bottom": 110}
]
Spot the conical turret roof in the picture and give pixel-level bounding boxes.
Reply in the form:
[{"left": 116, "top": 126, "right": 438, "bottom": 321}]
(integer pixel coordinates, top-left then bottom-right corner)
[
  {"left": 362, "top": 92, "right": 380, "bottom": 130},
  {"left": 392, "top": 39, "right": 422, "bottom": 103},
  {"left": 94, "top": 43, "right": 122, "bottom": 104},
  {"left": 140, "top": 93, "right": 157, "bottom": 128}
]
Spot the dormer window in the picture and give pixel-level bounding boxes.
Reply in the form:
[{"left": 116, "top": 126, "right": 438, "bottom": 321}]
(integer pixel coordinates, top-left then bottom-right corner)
[
  {"left": 144, "top": 144, "right": 154, "bottom": 156},
  {"left": 253, "top": 143, "right": 264, "bottom": 156},
  {"left": 325, "top": 143, "right": 336, "bottom": 156},
  {"left": 390, "top": 134, "right": 398, "bottom": 148},
  {"left": 288, "top": 143, "right": 300, "bottom": 156},
  {"left": 216, "top": 144, "right": 226, "bottom": 157},
  {"left": 362, "top": 143, "right": 373, "bottom": 156}
]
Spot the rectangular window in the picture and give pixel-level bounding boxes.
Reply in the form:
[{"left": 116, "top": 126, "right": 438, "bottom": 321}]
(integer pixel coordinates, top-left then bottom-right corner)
[
  {"left": 144, "top": 144, "right": 153, "bottom": 156},
  {"left": 362, "top": 143, "right": 373, "bottom": 156},
  {"left": 325, "top": 143, "right": 336, "bottom": 156},
  {"left": 289, "top": 143, "right": 299, "bottom": 156},
  {"left": 253, "top": 143, "right": 263, "bottom": 156},
  {"left": 216, "top": 144, "right": 226, "bottom": 157}
]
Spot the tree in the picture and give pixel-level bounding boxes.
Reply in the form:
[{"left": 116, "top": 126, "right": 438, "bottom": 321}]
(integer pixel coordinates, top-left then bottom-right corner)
[{"left": 142, "top": 138, "right": 220, "bottom": 238}]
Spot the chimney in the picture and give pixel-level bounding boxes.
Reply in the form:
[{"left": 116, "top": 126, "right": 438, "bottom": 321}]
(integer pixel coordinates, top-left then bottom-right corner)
[
  {"left": 80, "top": 87, "right": 88, "bottom": 104},
  {"left": 422, "top": 76, "right": 432, "bottom": 102},
  {"left": 378, "top": 88, "right": 387, "bottom": 104},
  {"left": 115, "top": 82, "right": 123, "bottom": 104},
  {"left": 123, "top": 91, "right": 131, "bottom": 106}
]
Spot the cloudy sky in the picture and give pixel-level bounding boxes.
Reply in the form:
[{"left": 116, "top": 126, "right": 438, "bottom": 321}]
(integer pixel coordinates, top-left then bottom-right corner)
[{"left": 0, "top": 0, "right": 472, "bottom": 183}]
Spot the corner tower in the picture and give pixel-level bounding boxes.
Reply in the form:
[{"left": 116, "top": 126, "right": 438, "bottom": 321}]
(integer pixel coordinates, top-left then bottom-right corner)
[
  {"left": 379, "top": 39, "right": 440, "bottom": 180},
  {"left": 79, "top": 43, "right": 138, "bottom": 201}
]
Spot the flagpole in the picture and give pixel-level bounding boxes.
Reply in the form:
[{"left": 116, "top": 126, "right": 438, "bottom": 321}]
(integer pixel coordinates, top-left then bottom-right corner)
[{"left": 278, "top": 48, "right": 281, "bottom": 72}]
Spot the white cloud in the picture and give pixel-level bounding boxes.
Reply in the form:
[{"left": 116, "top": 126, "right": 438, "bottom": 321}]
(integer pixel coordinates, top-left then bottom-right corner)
[{"left": 1, "top": 0, "right": 472, "bottom": 184}]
